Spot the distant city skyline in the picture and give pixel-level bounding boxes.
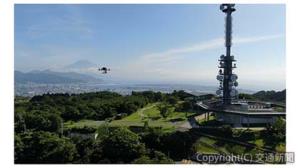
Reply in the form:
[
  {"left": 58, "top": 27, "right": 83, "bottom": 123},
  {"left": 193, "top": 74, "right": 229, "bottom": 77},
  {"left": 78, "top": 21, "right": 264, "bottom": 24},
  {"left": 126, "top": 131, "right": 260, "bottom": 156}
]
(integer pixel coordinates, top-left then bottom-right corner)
[{"left": 15, "top": 4, "right": 285, "bottom": 91}]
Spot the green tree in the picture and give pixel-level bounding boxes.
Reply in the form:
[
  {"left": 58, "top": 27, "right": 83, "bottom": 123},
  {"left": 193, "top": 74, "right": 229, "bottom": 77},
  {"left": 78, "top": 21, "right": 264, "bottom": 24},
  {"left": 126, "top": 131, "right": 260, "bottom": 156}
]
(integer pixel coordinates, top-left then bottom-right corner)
[
  {"left": 15, "top": 134, "right": 24, "bottom": 161},
  {"left": 62, "top": 106, "right": 81, "bottom": 121},
  {"left": 181, "top": 101, "right": 193, "bottom": 111},
  {"left": 24, "top": 111, "right": 62, "bottom": 133},
  {"left": 158, "top": 104, "right": 169, "bottom": 118},
  {"left": 95, "top": 122, "right": 110, "bottom": 140},
  {"left": 132, "top": 151, "right": 173, "bottom": 164},
  {"left": 71, "top": 136, "right": 94, "bottom": 163},
  {"left": 221, "top": 125, "right": 233, "bottom": 138},
  {"left": 100, "top": 127, "right": 146, "bottom": 163},
  {"left": 15, "top": 131, "right": 77, "bottom": 163},
  {"left": 15, "top": 111, "right": 26, "bottom": 133},
  {"left": 166, "top": 96, "right": 178, "bottom": 105},
  {"left": 158, "top": 103, "right": 174, "bottom": 118},
  {"left": 266, "top": 117, "right": 286, "bottom": 144}
]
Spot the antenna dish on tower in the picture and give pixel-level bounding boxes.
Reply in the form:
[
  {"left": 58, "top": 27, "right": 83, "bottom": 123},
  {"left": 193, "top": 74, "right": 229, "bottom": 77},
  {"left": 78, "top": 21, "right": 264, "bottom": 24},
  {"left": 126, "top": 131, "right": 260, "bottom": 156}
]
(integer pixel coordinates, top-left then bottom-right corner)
[
  {"left": 230, "top": 89, "right": 238, "bottom": 97},
  {"left": 217, "top": 75, "right": 224, "bottom": 81},
  {"left": 230, "top": 74, "right": 238, "bottom": 81},
  {"left": 216, "top": 89, "right": 222, "bottom": 95}
]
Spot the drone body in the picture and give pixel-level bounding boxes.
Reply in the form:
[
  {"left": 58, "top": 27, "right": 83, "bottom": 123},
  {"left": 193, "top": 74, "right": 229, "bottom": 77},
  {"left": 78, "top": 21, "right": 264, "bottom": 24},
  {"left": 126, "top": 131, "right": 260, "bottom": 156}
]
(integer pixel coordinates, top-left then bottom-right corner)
[{"left": 98, "top": 67, "right": 110, "bottom": 74}]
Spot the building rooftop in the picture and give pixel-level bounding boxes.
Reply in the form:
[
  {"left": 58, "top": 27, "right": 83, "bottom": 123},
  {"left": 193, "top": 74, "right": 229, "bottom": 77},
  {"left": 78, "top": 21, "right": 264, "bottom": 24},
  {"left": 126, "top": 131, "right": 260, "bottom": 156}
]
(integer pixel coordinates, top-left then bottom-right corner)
[{"left": 197, "top": 100, "right": 286, "bottom": 117}]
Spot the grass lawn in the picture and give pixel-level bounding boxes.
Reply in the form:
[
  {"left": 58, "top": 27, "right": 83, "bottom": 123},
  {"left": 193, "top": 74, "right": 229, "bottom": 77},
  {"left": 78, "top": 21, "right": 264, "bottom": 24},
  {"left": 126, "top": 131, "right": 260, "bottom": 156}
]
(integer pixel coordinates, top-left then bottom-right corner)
[
  {"left": 275, "top": 143, "right": 286, "bottom": 153},
  {"left": 64, "top": 102, "right": 196, "bottom": 132},
  {"left": 248, "top": 138, "right": 264, "bottom": 148},
  {"left": 199, "top": 137, "right": 217, "bottom": 145},
  {"left": 196, "top": 143, "right": 220, "bottom": 154},
  {"left": 110, "top": 103, "right": 195, "bottom": 130},
  {"left": 64, "top": 120, "right": 106, "bottom": 129},
  {"left": 194, "top": 137, "right": 228, "bottom": 154}
]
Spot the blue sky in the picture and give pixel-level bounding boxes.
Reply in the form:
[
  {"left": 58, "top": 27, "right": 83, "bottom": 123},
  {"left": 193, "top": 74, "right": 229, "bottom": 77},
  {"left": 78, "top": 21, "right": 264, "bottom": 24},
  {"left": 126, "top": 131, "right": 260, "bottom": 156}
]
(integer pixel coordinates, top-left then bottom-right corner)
[{"left": 15, "top": 4, "right": 285, "bottom": 91}]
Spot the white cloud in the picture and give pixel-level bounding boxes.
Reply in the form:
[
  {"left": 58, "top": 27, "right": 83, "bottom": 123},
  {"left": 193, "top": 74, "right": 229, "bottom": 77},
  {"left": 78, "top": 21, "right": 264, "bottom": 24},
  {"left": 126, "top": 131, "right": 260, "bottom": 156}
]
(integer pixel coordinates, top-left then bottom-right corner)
[
  {"left": 139, "top": 38, "right": 223, "bottom": 65},
  {"left": 127, "top": 34, "right": 283, "bottom": 68},
  {"left": 234, "top": 34, "right": 283, "bottom": 44},
  {"left": 116, "top": 34, "right": 284, "bottom": 80}
]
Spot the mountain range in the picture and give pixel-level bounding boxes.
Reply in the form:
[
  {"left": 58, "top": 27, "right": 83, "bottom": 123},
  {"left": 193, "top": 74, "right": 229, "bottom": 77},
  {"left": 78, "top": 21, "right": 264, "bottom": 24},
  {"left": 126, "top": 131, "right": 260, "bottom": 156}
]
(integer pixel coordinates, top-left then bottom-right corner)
[
  {"left": 15, "top": 70, "right": 102, "bottom": 84},
  {"left": 64, "top": 59, "right": 97, "bottom": 70}
]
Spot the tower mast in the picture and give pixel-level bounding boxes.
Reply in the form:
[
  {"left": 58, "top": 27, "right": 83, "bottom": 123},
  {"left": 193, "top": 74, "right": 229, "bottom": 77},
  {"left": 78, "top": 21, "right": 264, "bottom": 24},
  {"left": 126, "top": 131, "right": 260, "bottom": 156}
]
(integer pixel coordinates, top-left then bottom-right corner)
[{"left": 217, "top": 4, "right": 238, "bottom": 105}]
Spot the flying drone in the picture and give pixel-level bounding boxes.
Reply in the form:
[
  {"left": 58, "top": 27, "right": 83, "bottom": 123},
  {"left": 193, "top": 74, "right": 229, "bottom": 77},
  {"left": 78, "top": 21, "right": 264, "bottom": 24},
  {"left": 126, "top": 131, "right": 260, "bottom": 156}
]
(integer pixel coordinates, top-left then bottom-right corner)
[{"left": 98, "top": 67, "right": 110, "bottom": 74}]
